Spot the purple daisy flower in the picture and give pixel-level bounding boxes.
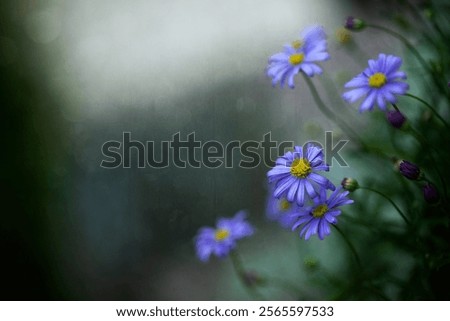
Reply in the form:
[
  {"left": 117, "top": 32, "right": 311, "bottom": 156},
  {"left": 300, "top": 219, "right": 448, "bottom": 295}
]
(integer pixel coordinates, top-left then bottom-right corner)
[
  {"left": 266, "top": 25, "right": 330, "bottom": 88},
  {"left": 267, "top": 144, "right": 335, "bottom": 207},
  {"left": 342, "top": 53, "right": 409, "bottom": 112},
  {"left": 194, "top": 211, "right": 254, "bottom": 262},
  {"left": 266, "top": 194, "right": 299, "bottom": 229},
  {"left": 292, "top": 188, "right": 354, "bottom": 240}
]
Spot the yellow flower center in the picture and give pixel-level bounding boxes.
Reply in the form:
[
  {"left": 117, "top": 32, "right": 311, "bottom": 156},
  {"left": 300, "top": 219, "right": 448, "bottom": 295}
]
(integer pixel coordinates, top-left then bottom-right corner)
[
  {"left": 279, "top": 198, "right": 291, "bottom": 211},
  {"left": 289, "top": 53, "right": 305, "bottom": 65},
  {"left": 214, "top": 229, "right": 230, "bottom": 241},
  {"left": 290, "top": 158, "right": 311, "bottom": 178},
  {"left": 291, "top": 40, "right": 303, "bottom": 49},
  {"left": 312, "top": 204, "right": 328, "bottom": 218},
  {"left": 368, "top": 72, "right": 387, "bottom": 88}
]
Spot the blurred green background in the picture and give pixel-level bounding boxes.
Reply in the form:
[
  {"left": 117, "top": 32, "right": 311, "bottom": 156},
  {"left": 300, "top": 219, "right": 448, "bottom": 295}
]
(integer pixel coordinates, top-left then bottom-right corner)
[{"left": 2, "top": 0, "right": 449, "bottom": 300}]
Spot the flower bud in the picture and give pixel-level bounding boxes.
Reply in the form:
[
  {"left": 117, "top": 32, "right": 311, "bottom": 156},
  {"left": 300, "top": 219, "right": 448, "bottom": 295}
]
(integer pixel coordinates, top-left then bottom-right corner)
[
  {"left": 341, "top": 177, "right": 359, "bottom": 192},
  {"left": 398, "top": 160, "right": 422, "bottom": 180},
  {"left": 423, "top": 183, "right": 439, "bottom": 204},
  {"left": 344, "top": 16, "right": 366, "bottom": 31},
  {"left": 335, "top": 27, "right": 352, "bottom": 44},
  {"left": 386, "top": 110, "right": 407, "bottom": 129}
]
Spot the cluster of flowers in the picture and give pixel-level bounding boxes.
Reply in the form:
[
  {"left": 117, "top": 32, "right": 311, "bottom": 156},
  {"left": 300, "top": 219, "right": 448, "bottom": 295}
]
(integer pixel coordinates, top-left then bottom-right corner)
[
  {"left": 266, "top": 21, "right": 439, "bottom": 205},
  {"left": 266, "top": 144, "right": 353, "bottom": 240},
  {"left": 194, "top": 20, "right": 440, "bottom": 263},
  {"left": 267, "top": 24, "right": 409, "bottom": 114},
  {"left": 194, "top": 143, "right": 353, "bottom": 262}
]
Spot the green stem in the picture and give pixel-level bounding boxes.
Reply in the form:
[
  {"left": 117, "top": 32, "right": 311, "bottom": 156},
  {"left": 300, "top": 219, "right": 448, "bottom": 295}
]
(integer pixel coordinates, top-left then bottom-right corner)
[
  {"left": 333, "top": 225, "right": 362, "bottom": 269},
  {"left": 359, "top": 186, "right": 411, "bottom": 225},
  {"left": 367, "top": 24, "right": 429, "bottom": 65},
  {"left": 302, "top": 74, "right": 362, "bottom": 144},
  {"left": 407, "top": 127, "right": 448, "bottom": 198},
  {"left": 229, "top": 251, "right": 264, "bottom": 300},
  {"left": 367, "top": 24, "right": 429, "bottom": 73},
  {"left": 230, "top": 251, "right": 306, "bottom": 299},
  {"left": 404, "top": 93, "right": 450, "bottom": 130},
  {"left": 304, "top": 74, "right": 395, "bottom": 162}
]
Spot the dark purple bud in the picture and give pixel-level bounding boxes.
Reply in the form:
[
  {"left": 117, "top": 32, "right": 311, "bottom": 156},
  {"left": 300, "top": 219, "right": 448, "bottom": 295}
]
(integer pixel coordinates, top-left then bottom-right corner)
[
  {"left": 386, "top": 110, "right": 407, "bottom": 128},
  {"left": 423, "top": 183, "right": 439, "bottom": 204},
  {"left": 399, "top": 160, "right": 422, "bottom": 180},
  {"left": 344, "top": 16, "right": 366, "bottom": 31}
]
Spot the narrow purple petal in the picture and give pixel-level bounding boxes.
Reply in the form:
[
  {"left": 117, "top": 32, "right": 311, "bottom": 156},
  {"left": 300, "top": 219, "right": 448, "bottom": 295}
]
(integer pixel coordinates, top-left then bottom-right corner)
[
  {"left": 293, "top": 146, "right": 303, "bottom": 157},
  {"left": 342, "top": 87, "right": 370, "bottom": 103},
  {"left": 387, "top": 71, "right": 406, "bottom": 80},
  {"left": 306, "top": 145, "right": 322, "bottom": 162},
  {"left": 296, "top": 180, "right": 306, "bottom": 206},
  {"left": 287, "top": 180, "right": 300, "bottom": 202},
  {"left": 368, "top": 58, "right": 377, "bottom": 72},
  {"left": 384, "top": 82, "right": 409, "bottom": 95},
  {"left": 359, "top": 89, "right": 377, "bottom": 111},
  {"left": 344, "top": 75, "right": 367, "bottom": 88},
  {"left": 376, "top": 93, "right": 386, "bottom": 110},
  {"left": 300, "top": 63, "right": 314, "bottom": 77},
  {"left": 304, "top": 180, "right": 317, "bottom": 198},
  {"left": 318, "top": 219, "right": 330, "bottom": 240},
  {"left": 304, "top": 219, "right": 320, "bottom": 240},
  {"left": 274, "top": 176, "right": 296, "bottom": 198},
  {"left": 308, "top": 173, "right": 329, "bottom": 186},
  {"left": 269, "top": 52, "right": 289, "bottom": 63},
  {"left": 384, "top": 55, "right": 402, "bottom": 74},
  {"left": 267, "top": 166, "right": 291, "bottom": 177}
]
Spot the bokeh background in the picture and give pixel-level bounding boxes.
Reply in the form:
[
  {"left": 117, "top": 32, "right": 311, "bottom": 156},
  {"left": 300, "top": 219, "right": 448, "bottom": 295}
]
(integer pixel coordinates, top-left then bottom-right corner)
[{"left": 2, "top": 0, "right": 449, "bottom": 300}]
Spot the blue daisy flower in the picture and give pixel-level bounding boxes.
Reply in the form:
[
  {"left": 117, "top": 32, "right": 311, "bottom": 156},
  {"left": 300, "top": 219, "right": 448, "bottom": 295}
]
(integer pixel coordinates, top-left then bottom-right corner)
[
  {"left": 266, "top": 194, "right": 299, "bottom": 229},
  {"left": 342, "top": 53, "right": 409, "bottom": 112},
  {"left": 267, "top": 25, "right": 330, "bottom": 88},
  {"left": 267, "top": 144, "right": 335, "bottom": 207},
  {"left": 194, "top": 211, "right": 254, "bottom": 262},
  {"left": 292, "top": 188, "right": 354, "bottom": 240}
]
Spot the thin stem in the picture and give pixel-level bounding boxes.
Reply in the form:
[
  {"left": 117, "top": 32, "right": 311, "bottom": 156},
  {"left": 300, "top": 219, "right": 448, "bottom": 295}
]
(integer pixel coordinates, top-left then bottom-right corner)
[
  {"left": 229, "top": 251, "right": 264, "bottom": 300},
  {"left": 302, "top": 74, "right": 362, "bottom": 144},
  {"left": 359, "top": 186, "right": 411, "bottom": 225},
  {"left": 367, "top": 24, "right": 429, "bottom": 72},
  {"left": 404, "top": 93, "right": 450, "bottom": 130},
  {"left": 407, "top": 127, "right": 448, "bottom": 198},
  {"left": 230, "top": 251, "right": 306, "bottom": 299},
  {"left": 332, "top": 225, "right": 362, "bottom": 269},
  {"left": 304, "top": 74, "right": 395, "bottom": 162}
]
